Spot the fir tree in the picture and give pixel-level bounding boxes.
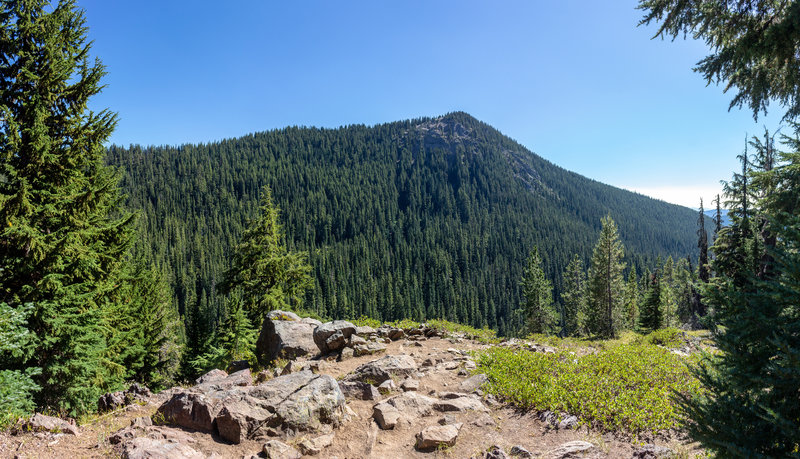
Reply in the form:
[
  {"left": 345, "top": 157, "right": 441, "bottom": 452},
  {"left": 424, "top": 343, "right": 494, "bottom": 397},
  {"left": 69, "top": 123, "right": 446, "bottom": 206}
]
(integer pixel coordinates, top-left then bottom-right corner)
[
  {"left": 190, "top": 294, "right": 256, "bottom": 374},
  {"left": 639, "top": 271, "right": 662, "bottom": 332},
  {"left": 560, "top": 254, "right": 585, "bottom": 337},
  {"left": 623, "top": 268, "right": 639, "bottom": 329},
  {"left": 586, "top": 215, "right": 626, "bottom": 338},
  {"left": 0, "top": 302, "right": 40, "bottom": 426},
  {"left": 218, "top": 186, "right": 313, "bottom": 326},
  {"left": 697, "top": 199, "right": 709, "bottom": 283},
  {"left": 520, "top": 246, "right": 555, "bottom": 335},
  {"left": 0, "top": 0, "right": 135, "bottom": 414}
]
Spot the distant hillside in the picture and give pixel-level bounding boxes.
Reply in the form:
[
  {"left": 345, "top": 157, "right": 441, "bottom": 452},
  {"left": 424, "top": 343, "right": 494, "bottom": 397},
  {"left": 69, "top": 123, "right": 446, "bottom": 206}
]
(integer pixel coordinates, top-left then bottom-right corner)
[
  {"left": 107, "top": 112, "right": 700, "bottom": 337},
  {"left": 703, "top": 208, "right": 731, "bottom": 227}
]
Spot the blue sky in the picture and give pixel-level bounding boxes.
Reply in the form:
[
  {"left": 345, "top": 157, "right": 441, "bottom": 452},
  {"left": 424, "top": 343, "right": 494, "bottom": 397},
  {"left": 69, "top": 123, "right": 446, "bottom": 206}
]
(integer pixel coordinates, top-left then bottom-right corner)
[{"left": 78, "top": 0, "right": 783, "bottom": 208}]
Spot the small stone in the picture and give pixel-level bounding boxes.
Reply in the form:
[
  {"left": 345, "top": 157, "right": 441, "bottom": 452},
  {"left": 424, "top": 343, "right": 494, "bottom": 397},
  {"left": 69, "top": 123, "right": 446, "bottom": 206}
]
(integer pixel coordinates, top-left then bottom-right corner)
[
  {"left": 471, "top": 413, "right": 497, "bottom": 427},
  {"left": 400, "top": 378, "right": 419, "bottom": 391},
  {"left": 195, "top": 368, "right": 227, "bottom": 385},
  {"left": 378, "top": 379, "right": 396, "bottom": 395},
  {"left": 338, "top": 380, "right": 380, "bottom": 400},
  {"left": 415, "top": 423, "right": 462, "bottom": 450},
  {"left": 350, "top": 335, "right": 367, "bottom": 346},
  {"left": 263, "top": 440, "right": 302, "bottom": 459},
  {"left": 25, "top": 413, "right": 79, "bottom": 436},
  {"left": 443, "top": 361, "right": 460, "bottom": 370},
  {"left": 130, "top": 416, "right": 152, "bottom": 428},
  {"left": 510, "top": 445, "right": 533, "bottom": 457},
  {"left": 557, "top": 415, "right": 578, "bottom": 430},
  {"left": 545, "top": 441, "right": 593, "bottom": 458},
  {"left": 485, "top": 445, "right": 511, "bottom": 459},
  {"left": 373, "top": 403, "right": 401, "bottom": 430},
  {"left": 297, "top": 432, "right": 335, "bottom": 456},
  {"left": 632, "top": 444, "right": 677, "bottom": 459},
  {"left": 438, "top": 414, "right": 458, "bottom": 425}
]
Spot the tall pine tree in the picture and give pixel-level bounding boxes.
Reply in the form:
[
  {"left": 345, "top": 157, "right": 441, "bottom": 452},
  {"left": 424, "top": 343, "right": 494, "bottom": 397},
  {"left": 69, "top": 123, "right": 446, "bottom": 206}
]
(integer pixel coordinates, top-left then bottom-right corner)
[
  {"left": 560, "top": 254, "right": 585, "bottom": 337},
  {"left": 0, "top": 0, "right": 136, "bottom": 415},
  {"left": 586, "top": 215, "right": 626, "bottom": 338},
  {"left": 520, "top": 246, "right": 555, "bottom": 335},
  {"left": 218, "top": 186, "right": 313, "bottom": 326}
]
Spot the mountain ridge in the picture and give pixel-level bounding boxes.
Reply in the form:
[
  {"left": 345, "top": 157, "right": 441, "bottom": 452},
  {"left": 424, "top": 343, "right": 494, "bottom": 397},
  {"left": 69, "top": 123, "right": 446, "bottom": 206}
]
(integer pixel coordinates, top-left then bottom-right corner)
[{"left": 107, "top": 112, "right": 700, "bottom": 337}]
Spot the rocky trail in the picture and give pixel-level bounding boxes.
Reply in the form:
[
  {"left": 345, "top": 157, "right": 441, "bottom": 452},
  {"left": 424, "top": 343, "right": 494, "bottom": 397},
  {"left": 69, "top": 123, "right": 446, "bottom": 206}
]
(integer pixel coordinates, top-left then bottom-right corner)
[{"left": 1, "top": 312, "right": 687, "bottom": 458}]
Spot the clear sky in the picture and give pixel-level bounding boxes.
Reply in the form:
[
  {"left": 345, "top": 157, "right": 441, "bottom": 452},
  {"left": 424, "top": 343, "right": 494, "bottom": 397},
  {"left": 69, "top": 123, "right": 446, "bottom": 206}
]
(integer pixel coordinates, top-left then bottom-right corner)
[{"left": 78, "top": 0, "right": 784, "bottom": 208}]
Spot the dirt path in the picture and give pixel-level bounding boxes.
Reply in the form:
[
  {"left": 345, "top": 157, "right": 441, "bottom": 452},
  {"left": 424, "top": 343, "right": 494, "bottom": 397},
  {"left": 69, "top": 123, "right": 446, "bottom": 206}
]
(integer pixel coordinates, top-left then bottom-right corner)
[{"left": 0, "top": 335, "right": 696, "bottom": 458}]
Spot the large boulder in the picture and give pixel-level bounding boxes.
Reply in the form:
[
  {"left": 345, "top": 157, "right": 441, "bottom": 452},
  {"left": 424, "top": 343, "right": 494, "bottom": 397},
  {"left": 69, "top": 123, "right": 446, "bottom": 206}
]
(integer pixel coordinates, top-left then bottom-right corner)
[
  {"left": 313, "top": 320, "right": 357, "bottom": 354},
  {"left": 158, "top": 370, "right": 346, "bottom": 444},
  {"left": 344, "top": 354, "right": 417, "bottom": 385},
  {"left": 256, "top": 312, "right": 318, "bottom": 365},
  {"left": 121, "top": 437, "right": 204, "bottom": 459},
  {"left": 372, "top": 391, "right": 437, "bottom": 429},
  {"left": 415, "top": 423, "right": 462, "bottom": 450},
  {"left": 155, "top": 391, "right": 221, "bottom": 433},
  {"left": 24, "top": 413, "right": 79, "bottom": 435}
]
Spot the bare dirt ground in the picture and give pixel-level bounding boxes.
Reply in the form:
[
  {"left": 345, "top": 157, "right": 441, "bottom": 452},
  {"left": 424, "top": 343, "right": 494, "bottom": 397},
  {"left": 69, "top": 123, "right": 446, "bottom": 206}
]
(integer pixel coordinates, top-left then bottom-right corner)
[{"left": 0, "top": 336, "right": 698, "bottom": 458}]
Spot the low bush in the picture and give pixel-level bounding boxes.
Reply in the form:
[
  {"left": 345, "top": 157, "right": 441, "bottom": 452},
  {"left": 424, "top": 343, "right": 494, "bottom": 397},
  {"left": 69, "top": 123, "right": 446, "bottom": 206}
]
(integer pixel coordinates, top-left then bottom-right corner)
[{"left": 475, "top": 343, "right": 700, "bottom": 433}]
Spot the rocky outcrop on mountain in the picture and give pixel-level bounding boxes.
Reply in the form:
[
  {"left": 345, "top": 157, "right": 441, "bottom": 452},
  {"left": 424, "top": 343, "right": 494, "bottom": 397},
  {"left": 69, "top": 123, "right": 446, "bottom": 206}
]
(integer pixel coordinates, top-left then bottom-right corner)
[
  {"left": 255, "top": 310, "right": 320, "bottom": 365},
  {"left": 155, "top": 369, "right": 345, "bottom": 444}
]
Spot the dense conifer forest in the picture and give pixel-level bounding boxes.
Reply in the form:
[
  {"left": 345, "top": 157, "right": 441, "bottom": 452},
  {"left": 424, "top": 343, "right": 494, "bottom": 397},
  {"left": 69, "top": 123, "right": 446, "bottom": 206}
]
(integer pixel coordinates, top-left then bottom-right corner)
[{"left": 107, "top": 113, "right": 701, "bottom": 342}]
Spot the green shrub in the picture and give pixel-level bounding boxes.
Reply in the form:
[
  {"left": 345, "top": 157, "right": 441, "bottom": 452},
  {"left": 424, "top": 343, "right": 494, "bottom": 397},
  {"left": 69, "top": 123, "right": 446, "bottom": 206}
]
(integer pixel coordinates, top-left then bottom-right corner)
[
  {"left": 350, "top": 316, "right": 382, "bottom": 328},
  {"left": 633, "top": 328, "right": 685, "bottom": 348},
  {"left": 475, "top": 343, "right": 700, "bottom": 433}
]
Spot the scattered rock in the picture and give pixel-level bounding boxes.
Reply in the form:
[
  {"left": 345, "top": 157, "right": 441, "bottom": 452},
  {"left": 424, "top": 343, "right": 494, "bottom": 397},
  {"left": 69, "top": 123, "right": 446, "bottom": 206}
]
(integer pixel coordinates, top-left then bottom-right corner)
[
  {"left": 545, "top": 441, "right": 594, "bottom": 458},
  {"left": 400, "top": 378, "right": 419, "bottom": 391},
  {"left": 313, "top": 320, "right": 357, "bottom": 353},
  {"left": 442, "top": 361, "right": 460, "bottom": 370},
  {"left": 434, "top": 393, "right": 488, "bottom": 412},
  {"left": 349, "top": 335, "right": 368, "bottom": 346},
  {"left": 372, "top": 391, "right": 437, "bottom": 429},
  {"left": 155, "top": 392, "right": 220, "bottom": 432},
  {"left": 438, "top": 414, "right": 458, "bottom": 425},
  {"left": 256, "top": 313, "right": 319, "bottom": 365},
  {"left": 345, "top": 354, "right": 417, "bottom": 384},
  {"left": 98, "top": 391, "right": 126, "bottom": 413},
  {"left": 470, "top": 413, "right": 497, "bottom": 427},
  {"left": 25, "top": 413, "right": 79, "bottom": 436},
  {"left": 484, "top": 445, "right": 511, "bottom": 459},
  {"left": 263, "top": 440, "right": 302, "bottom": 459},
  {"left": 297, "top": 432, "right": 335, "bottom": 455},
  {"left": 632, "top": 444, "right": 677, "bottom": 459},
  {"left": 121, "top": 437, "right": 203, "bottom": 459},
  {"left": 355, "top": 325, "right": 376, "bottom": 336},
  {"left": 387, "top": 328, "right": 405, "bottom": 340},
  {"left": 195, "top": 368, "right": 228, "bottom": 385},
  {"left": 131, "top": 416, "right": 153, "bottom": 428},
  {"left": 460, "top": 373, "right": 488, "bottom": 393},
  {"left": 352, "top": 340, "right": 387, "bottom": 356},
  {"left": 510, "top": 445, "right": 533, "bottom": 457},
  {"left": 338, "top": 381, "right": 380, "bottom": 401},
  {"left": 377, "top": 379, "right": 396, "bottom": 395},
  {"left": 557, "top": 415, "right": 578, "bottom": 430},
  {"left": 372, "top": 403, "right": 401, "bottom": 430},
  {"left": 415, "top": 423, "right": 462, "bottom": 450}
]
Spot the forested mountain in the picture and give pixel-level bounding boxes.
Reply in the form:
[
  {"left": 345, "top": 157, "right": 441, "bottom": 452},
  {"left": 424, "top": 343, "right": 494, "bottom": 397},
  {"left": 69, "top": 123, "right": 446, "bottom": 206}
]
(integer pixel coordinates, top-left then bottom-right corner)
[{"left": 107, "top": 112, "right": 699, "bottom": 338}]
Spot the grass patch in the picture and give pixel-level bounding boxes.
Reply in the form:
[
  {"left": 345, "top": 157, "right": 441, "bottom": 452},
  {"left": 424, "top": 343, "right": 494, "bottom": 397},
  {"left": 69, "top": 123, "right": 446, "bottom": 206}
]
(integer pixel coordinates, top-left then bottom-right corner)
[{"left": 475, "top": 342, "right": 700, "bottom": 433}]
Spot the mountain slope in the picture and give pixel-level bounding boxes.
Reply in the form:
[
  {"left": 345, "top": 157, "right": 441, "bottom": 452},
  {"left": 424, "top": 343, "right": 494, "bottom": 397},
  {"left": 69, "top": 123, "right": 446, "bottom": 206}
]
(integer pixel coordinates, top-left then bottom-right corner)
[{"left": 107, "top": 112, "right": 699, "bottom": 337}]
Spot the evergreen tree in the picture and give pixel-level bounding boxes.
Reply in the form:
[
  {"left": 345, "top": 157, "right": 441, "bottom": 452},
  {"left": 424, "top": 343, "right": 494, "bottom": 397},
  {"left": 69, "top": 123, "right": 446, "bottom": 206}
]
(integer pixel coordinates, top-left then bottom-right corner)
[
  {"left": 639, "top": 0, "right": 800, "bottom": 121},
  {"left": 697, "top": 199, "right": 709, "bottom": 283},
  {"left": 0, "top": 302, "right": 39, "bottom": 426},
  {"left": 586, "top": 215, "right": 626, "bottom": 338},
  {"left": 712, "top": 194, "right": 722, "bottom": 239},
  {"left": 639, "top": 271, "right": 662, "bottom": 332},
  {"left": 623, "top": 268, "right": 639, "bottom": 330},
  {"left": 190, "top": 294, "right": 256, "bottom": 374},
  {"left": 0, "top": 0, "right": 135, "bottom": 414},
  {"left": 520, "top": 246, "right": 555, "bottom": 335},
  {"left": 560, "top": 254, "right": 585, "bottom": 337},
  {"left": 682, "top": 134, "right": 800, "bottom": 456},
  {"left": 218, "top": 186, "right": 313, "bottom": 326}
]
